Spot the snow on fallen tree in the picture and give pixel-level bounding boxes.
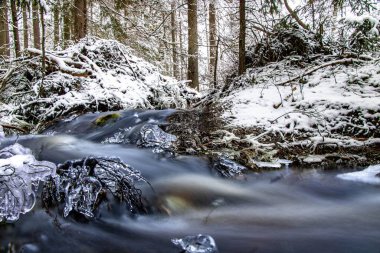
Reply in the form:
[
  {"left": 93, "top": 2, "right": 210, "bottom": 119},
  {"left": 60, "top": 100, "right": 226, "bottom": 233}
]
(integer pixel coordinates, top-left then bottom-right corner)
[{"left": 0, "top": 38, "right": 197, "bottom": 130}]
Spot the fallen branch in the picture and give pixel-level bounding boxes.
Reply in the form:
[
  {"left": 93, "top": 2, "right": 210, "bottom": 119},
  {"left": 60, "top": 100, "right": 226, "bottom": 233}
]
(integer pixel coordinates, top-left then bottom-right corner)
[
  {"left": 276, "top": 58, "right": 366, "bottom": 86},
  {"left": 26, "top": 48, "right": 92, "bottom": 77},
  {"left": 0, "top": 124, "right": 27, "bottom": 133}
]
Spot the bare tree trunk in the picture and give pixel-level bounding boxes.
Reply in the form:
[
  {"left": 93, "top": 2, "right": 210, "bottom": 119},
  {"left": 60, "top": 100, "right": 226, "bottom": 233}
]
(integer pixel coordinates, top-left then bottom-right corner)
[
  {"left": 238, "top": 0, "right": 246, "bottom": 76},
  {"left": 73, "top": 0, "right": 87, "bottom": 41},
  {"left": 32, "top": 1, "right": 41, "bottom": 49},
  {"left": 22, "top": 3, "right": 29, "bottom": 49},
  {"left": 0, "top": 0, "right": 10, "bottom": 57},
  {"left": 10, "top": 0, "right": 21, "bottom": 57},
  {"left": 187, "top": 0, "right": 199, "bottom": 90},
  {"left": 213, "top": 36, "right": 219, "bottom": 88},
  {"left": 63, "top": 0, "right": 71, "bottom": 47},
  {"left": 209, "top": 0, "right": 217, "bottom": 86},
  {"left": 53, "top": 0, "right": 60, "bottom": 48},
  {"left": 39, "top": 3, "right": 46, "bottom": 96},
  {"left": 171, "top": 0, "right": 179, "bottom": 79},
  {"left": 178, "top": 10, "right": 185, "bottom": 80}
]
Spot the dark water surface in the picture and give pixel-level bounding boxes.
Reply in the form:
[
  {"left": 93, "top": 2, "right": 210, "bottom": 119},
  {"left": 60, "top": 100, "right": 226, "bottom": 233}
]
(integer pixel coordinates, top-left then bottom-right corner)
[{"left": 1, "top": 110, "right": 379, "bottom": 253}]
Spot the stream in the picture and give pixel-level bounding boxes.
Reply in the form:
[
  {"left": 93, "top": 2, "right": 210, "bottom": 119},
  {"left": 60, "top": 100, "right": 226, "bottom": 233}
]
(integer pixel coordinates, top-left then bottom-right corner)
[{"left": 1, "top": 110, "right": 379, "bottom": 253}]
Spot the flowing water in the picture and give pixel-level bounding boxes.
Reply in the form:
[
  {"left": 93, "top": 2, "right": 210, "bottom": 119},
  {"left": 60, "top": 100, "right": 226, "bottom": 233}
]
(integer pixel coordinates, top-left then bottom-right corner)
[{"left": 0, "top": 110, "right": 379, "bottom": 253}]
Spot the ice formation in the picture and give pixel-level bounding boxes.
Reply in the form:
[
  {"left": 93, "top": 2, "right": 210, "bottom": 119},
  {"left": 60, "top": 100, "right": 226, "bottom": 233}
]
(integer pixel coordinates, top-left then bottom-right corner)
[
  {"left": 337, "top": 165, "right": 380, "bottom": 185},
  {"left": 212, "top": 156, "right": 246, "bottom": 178},
  {"left": 172, "top": 234, "right": 218, "bottom": 253},
  {"left": 0, "top": 144, "right": 56, "bottom": 222},
  {"left": 137, "top": 124, "right": 177, "bottom": 151},
  {"left": 54, "top": 157, "right": 147, "bottom": 218}
]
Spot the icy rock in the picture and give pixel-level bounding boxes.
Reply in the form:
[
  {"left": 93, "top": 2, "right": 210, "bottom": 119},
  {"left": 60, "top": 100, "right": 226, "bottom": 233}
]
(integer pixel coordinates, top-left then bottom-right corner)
[
  {"left": 253, "top": 160, "right": 282, "bottom": 169},
  {"left": 55, "top": 157, "right": 146, "bottom": 218},
  {"left": 101, "top": 128, "right": 132, "bottom": 144},
  {"left": 337, "top": 165, "right": 380, "bottom": 185},
  {"left": 172, "top": 234, "right": 218, "bottom": 253},
  {"left": 303, "top": 155, "right": 325, "bottom": 163},
  {"left": 137, "top": 124, "right": 177, "bottom": 151},
  {"left": 212, "top": 156, "right": 246, "bottom": 178},
  {"left": 0, "top": 144, "right": 56, "bottom": 222},
  {"left": 0, "top": 125, "right": 4, "bottom": 140}
]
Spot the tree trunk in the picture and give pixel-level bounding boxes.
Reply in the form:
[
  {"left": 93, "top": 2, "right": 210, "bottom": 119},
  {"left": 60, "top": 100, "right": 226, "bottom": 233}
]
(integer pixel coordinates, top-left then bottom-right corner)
[
  {"left": 32, "top": 1, "right": 41, "bottom": 49},
  {"left": 10, "top": 0, "right": 21, "bottom": 57},
  {"left": 187, "top": 0, "right": 199, "bottom": 90},
  {"left": 171, "top": 0, "right": 179, "bottom": 79},
  {"left": 63, "top": 0, "right": 71, "bottom": 47},
  {"left": 53, "top": 0, "right": 60, "bottom": 48},
  {"left": 22, "top": 3, "right": 29, "bottom": 49},
  {"left": 0, "top": 0, "right": 10, "bottom": 57},
  {"left": 178, "top": 10, "right": 185, "bottom": 80},
  {"left": 73, "top": 0, "right": 87, "bottom": 41},
  {"left": 238, "top": 0, "right": 246, "bottom": 76},
  {"left": 209, "top": 0, "right": 217, "bottom": 86},
  {"left": 39, "top": 2, "right": 46, "bottom": 96}
]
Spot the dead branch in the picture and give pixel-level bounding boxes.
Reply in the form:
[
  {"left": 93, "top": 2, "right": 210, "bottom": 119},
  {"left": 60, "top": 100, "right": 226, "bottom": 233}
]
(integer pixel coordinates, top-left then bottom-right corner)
[
  {"left": 276, "top": 58, "right": 366, "bottom": 86},
  {"left": 1, "top": 124, "right": 27, "bottom": 133},
  {"left": 26, "top": 48, "right": 92, "bottom": 77}
]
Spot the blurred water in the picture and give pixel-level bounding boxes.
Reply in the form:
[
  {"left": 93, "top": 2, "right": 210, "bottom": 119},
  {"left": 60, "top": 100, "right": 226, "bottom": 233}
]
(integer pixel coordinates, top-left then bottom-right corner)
[{"left": 0, "top": 110, "right": 379, "bottom": 253}]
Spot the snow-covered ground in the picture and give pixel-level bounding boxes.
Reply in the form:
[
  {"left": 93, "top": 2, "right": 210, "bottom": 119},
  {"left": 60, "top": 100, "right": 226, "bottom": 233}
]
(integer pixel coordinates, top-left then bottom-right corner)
[
  {"left": 223, "top": 57, "right": 380, "bottom": 140},
  {"left": 214, "top": 56, "right": 380, "bottom": 166}
]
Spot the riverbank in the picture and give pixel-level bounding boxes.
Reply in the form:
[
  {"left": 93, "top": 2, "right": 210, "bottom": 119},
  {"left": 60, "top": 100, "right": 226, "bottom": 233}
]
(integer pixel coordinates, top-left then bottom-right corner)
[{"left": 170, "top": 55, "right": 380, "bottom": 170}]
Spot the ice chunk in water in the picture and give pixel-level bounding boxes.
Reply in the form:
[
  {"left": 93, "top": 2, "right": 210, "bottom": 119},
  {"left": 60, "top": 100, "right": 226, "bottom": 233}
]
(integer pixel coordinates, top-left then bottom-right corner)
[
  {"left": 212, "top": 156, "right": 246, "bottom": 178},
  {"left": 138, "top": 124, "right": 177, "bottom": 150},
  {"left": 337, "top": 165, "right": 380, "bottom": 185},
  {"left": 55, "top": 157, "right": 147, "bottom": 218},
  {"left": 63, "top": 176, "right": 102, "bottom": 218},
  {"left": 0, "top": 144, "right": 56, "bottom": 222},
  {"left": 0, "top": 125, "right": 4, "bottom": 140},
  {"left": 172, "top": 234, "right": 218, "bottom": 253}
]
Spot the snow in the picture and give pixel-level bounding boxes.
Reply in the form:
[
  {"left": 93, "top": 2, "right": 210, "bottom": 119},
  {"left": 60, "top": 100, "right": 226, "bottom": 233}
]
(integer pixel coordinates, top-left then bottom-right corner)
[
  {"left": 222, "top": 58, "right": 380, "bottom": 143},
  {"left": 337, "top": 165, "right": 380, "bottom": 185},
  {"left": 1, "top": 38, "right": 198, "bottom": 127}
]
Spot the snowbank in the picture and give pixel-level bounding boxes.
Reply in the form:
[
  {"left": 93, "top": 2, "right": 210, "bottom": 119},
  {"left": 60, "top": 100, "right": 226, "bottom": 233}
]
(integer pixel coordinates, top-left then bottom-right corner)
[
  {"left": 0, "top": 38, "right": 197, "bottom": 129},
  {"left": 212, "top": 55, "right": 380, "bottom": 167},
  {"left": 337, "top": 165, "right": 380, "bottom": 185}
]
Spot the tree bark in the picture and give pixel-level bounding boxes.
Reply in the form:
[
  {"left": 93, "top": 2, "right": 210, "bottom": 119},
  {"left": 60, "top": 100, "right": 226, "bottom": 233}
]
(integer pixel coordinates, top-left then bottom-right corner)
[
  {"left": 0, "top": 0, "right": 10, "bottom": 57},
  {"left": 171, "top": 0, "right": 179, "bottom": 79},
  {"left": 63, "top": 0, "right": 71, "bottom": 47},
  {"left": 32, "top": 1, "right": 41, "bottom": 49},
  {"left": 22, "top": 3, "right": 29, "bottom": 49},
  {"left": 53, "top": 0, "right": 60, "bottom": 48},
  {"left": 73, "top": 0, "right": 87, "bottom": 41},
  {"left": 238, "top": 0, "right": 246, "bottom": 75},
  {"left": 10, "top": 0, "right": 21, "bottom": 57},
  {"left": 209, "top": 0, "right": 217, "bottom": 86},
  {"left": 187, "top": 0, "right": 199, "bottom": 90}
]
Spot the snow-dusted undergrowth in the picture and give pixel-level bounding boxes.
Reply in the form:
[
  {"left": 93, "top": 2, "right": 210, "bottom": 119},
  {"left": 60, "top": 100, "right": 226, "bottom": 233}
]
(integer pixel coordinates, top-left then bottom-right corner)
[
  {"left": 0, "top": 38, "right": 196, "bottom": 129},
  {"left": 219, "top": 56, "right": 380, "bottom": 162}
]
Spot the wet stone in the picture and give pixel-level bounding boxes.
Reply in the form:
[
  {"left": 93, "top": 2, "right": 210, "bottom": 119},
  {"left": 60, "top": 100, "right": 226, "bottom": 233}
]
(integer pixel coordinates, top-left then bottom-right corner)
[{"left": 172, "top": 234, "right": 218, "bottom": 253}]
